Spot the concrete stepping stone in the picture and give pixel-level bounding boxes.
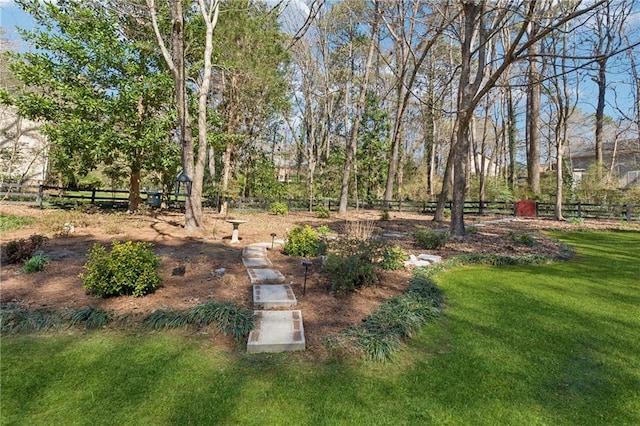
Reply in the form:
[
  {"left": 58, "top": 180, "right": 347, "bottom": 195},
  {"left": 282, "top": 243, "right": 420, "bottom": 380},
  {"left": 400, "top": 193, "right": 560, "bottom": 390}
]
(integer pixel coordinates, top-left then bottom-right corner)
[
  {"left": 247, "top": 310, "right": 305, "bottom": 353},
  {"left": 382, "top": 232, "right": 408, "bottom": 239},
  {"left": 404, "top": 253, "right": 443, "bottom": 268},
  {"left": 242, "top": 257, "right": 273, "bottom": 268},
  {"left": 247, "top": 268, "right": 285, "bottom": 284},
  {"left": 250, "top": 240, "right": 285, "bottom": 249},
  {"left": 242, "top": 246, "right": 267, "bottom": 259},
  {"left": 253, "top": 284, "right": 297, "bottom": 308}
]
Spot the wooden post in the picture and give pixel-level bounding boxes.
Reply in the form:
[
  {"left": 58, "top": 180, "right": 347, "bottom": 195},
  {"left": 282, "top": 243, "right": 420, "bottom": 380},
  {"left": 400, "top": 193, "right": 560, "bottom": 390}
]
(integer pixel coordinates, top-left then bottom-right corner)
[
  {"left": 626, "top": 204, "right": 632, "bottom": 222},
  {"left": 37, "top": 184, "right": 44, "bottom": 208}
]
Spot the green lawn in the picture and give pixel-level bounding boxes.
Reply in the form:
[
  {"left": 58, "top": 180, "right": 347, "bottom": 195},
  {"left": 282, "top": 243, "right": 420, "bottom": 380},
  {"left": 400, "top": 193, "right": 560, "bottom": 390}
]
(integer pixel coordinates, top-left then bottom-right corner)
[{"left": 2, "top": 231, "right": 639, "bottom": 425}]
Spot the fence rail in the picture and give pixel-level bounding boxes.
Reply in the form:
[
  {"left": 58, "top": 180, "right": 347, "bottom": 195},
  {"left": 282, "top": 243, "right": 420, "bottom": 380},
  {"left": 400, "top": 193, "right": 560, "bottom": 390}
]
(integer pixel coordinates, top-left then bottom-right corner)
[{"left": 1, "top": 184, "right": 638, "bottom": 222}]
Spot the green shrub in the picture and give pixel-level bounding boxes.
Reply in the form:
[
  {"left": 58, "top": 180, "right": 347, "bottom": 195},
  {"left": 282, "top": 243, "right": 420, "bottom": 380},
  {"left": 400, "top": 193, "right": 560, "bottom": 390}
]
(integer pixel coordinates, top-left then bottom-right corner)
[
  {"left": 465, "top": 226, "right": 478, "bottom": 235},
  {"left": 509, "top": 232, "right": 535, "bottom": 247},
  {"left": 2, "top": 234, "right": 48, "bottom": 264},
  {"left": 317, "top": 225, "right": 332, "bottom": 235},
  {"left": 269, "top": 201, "right": 288, "bottom": 215},
  {"left": 567, "top": 216, "right": 584, "bottom": 225},
  {"left": 379, "top": 245, "right": 407, "bottom": 271},
  {"left": 323, "top": 252, "right": 379, "bottom": 294},
  {"left": 283, "top": 225, "right": 321, "bottom": 257},
  {"left": 315, "top": 205, "right": 330, "bottom": 218},
  {"left": 322, "top": 238, "right": 383, "bottom": 293},
  {"left": 80, "top": 240, "right": 162, "bottom": 298},
  {"left": 22, "top": 255, "right": 49, "bottom": 273},
  {"left": 380, "top": 209, "right": 390, "bottom": 221},
  {"left": 413, "top": 227, "right": 448, "bottom": 250}
]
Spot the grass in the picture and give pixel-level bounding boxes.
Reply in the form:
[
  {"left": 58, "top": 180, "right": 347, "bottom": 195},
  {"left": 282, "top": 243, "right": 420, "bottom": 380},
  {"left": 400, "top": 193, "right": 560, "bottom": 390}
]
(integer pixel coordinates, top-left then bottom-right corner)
[
  {"left": 1, "top": 231, "right": 639, "bottom": 424},
  {"left": 0, "top": 214, "right": 34, "bottom": 232}
]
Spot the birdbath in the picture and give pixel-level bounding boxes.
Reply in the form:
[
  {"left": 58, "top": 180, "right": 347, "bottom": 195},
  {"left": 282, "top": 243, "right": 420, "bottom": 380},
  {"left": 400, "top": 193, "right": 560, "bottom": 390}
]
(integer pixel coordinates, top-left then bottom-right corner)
[{"left": 226, "top": 219, "right": 247, "bottom": 244}]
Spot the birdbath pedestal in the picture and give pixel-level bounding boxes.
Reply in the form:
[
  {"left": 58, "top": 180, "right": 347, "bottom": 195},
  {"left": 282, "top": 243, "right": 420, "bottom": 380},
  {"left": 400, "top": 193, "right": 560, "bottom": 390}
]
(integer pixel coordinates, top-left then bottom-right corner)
[{"left": 226, "top": 219, "right": 247, "bottom": 244}]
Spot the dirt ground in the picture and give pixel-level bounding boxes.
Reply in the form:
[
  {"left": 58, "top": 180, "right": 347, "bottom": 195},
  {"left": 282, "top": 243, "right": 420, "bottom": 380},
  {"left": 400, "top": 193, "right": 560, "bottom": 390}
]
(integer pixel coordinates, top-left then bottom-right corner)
[{"left": 2, "top": 204, "right": 637, "bottom": 354}]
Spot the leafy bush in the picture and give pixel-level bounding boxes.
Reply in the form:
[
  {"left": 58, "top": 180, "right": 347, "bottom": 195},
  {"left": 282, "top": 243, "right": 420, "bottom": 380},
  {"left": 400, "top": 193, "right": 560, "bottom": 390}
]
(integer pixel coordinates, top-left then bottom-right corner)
[
  {"left": 80, "top": 241, "right": 162, "bottom": 298},
  {"left": 317, "top": 225, "right": 332, "bottom": 235},
  {"left": 269, "top": 201, "right": 288, "bottom": 215},
  {"left": 509, "top": 232, "right": 535, "bottom": 247},
  {"left": 315, "top": 205, "right": 330, "bottom": 218},
  {"left": 413, "top": 227, "right": 448, "bottom": 250},
  {"left": 379, "top": 245, "right": 407, "bottom": 271},
  {"left": 2, "top": 234, "right": 48, "bottom": 264},
  {"left": 22, "top": 255, "right": 49, "bottom": 273},
  {"left": 323, "top": 251, "right": 379, "bottom": 294},
  {"left": 322, "top": 238, "right": 385, "bottom": 293},
  {"left": 380, "top": 209, "right": 390, "bottom": 221},
  {"left": 283, "top": 225, "right": 321, "bottom": 257}
]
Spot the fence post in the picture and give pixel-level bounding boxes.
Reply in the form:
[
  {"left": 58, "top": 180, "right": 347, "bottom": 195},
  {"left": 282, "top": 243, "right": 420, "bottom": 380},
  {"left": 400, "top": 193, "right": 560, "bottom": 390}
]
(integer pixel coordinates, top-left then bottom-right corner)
[
  {"left": 37, "top": 184, "right": 44, "bottom": 208},
  {"left": 627, "top": 204, "right": 632, "bottom": 222},
  {"left": 90, "top": 189, "right": 96, "bottom": 205},
  {"left": 577, "top": 202, "right": 582, "bottom": 218}
]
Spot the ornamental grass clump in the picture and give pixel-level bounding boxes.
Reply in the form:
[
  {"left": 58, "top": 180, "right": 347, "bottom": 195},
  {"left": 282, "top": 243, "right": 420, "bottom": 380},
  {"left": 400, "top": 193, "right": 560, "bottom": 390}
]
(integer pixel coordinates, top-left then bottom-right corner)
[{"left": 80, "top": 241, "right": 161, "bottom": 298}]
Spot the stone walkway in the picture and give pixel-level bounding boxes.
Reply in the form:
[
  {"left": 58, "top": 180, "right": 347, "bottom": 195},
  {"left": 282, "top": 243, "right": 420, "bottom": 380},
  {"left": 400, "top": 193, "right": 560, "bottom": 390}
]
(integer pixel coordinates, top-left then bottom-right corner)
[{"left": 241, "top": 240, "right": 306, "bottom": 353}]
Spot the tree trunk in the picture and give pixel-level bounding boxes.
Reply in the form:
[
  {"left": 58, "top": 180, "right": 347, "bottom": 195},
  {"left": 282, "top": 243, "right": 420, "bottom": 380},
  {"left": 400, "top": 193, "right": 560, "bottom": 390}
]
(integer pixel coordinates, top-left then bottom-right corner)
[
  {"left": 507, "top": 88, "right": 517, "bottom": 190},
  {"left": 219, "top": 144, "right": 233, "bottom": 216},
  {"left": 338, "top": 9, "right": 380, "bottom": 214},
  {"left": 434, "top": 134, "right": 455, "bottom": 223},
  {"left": 526, "top": 33, "right": 541, "bottom": 195},
  {"left": 595, "top": 58, "right": 606, "bottom": 169},
  {"left": 128, "top": 162, "right": 142, "bottom": 212}
]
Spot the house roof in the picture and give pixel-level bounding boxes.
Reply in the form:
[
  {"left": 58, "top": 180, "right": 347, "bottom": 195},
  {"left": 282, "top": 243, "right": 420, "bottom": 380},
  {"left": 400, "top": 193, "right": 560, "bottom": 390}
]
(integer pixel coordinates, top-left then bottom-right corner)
[{"left": 572, "top": 138, "right": 640, "bottom": 158}]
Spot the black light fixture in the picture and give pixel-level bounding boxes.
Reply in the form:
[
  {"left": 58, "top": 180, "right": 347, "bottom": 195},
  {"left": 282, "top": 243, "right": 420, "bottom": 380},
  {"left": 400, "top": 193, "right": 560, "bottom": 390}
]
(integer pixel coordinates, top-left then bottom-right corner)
[
  {"left": 174, "top": 170, "right": 192, "bottom": 201},
  {"left": 301, "top": 260, "right": 312, "bottom": 296},
  {"left": 270, "top": 232, "right": 277, "bottom": 250}
]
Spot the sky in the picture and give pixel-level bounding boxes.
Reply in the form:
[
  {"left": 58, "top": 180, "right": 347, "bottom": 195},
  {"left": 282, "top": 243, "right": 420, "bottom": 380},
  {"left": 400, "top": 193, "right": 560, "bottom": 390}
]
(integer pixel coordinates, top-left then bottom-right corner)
[
  {"left": 1, "top": 1, "right": 31, "bottom": 49},
  {"left": 1, "top": 0, "right": 638, "bottom": 130}
]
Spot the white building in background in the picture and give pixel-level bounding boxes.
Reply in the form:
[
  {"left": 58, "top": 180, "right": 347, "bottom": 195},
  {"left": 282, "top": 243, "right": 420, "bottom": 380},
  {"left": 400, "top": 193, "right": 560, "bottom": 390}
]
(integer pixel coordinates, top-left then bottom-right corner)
[{"left": 0, "top": 105, "right": 49, "bottom": 184}]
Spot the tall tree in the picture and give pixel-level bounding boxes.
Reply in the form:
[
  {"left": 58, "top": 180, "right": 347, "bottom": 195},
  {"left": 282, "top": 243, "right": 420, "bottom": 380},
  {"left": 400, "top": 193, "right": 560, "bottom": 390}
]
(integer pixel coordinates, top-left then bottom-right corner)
[
  {"left": 379, "top": 1, "right": 452, "bottom": 203},
  {"left": 587, "top": 1, "right": 634, "bottom": 172},
  {"left": 331, "top": 0, "right": 381, "bottom": 214},
  {"left": 446, "top": 0, "right": 604, "bottom": 236},
  {"left": 526, "top": 13, "right": 543, "bottom": 195},
  {"left": 4, "top": 0, "right": 176, "bottom": 211},
  {"left": 146, "top": 0, "right": 219, "bottom": 229},
  {"left": 211, "top": 0, "right": 290, "bottom": 215}
]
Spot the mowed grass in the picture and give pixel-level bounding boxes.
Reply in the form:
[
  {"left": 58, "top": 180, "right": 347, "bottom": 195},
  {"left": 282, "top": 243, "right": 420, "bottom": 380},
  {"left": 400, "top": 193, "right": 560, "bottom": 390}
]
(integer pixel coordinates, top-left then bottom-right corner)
[{"left": 2, "top": 231, "right": 639, "bottom": 425}]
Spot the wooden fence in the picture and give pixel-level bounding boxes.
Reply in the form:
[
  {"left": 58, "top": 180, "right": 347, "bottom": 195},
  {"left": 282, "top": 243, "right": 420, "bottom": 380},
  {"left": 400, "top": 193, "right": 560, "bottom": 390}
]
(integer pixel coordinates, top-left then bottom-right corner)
[{"left": 1, "top": 184, "right": 639, "bottom": 222}]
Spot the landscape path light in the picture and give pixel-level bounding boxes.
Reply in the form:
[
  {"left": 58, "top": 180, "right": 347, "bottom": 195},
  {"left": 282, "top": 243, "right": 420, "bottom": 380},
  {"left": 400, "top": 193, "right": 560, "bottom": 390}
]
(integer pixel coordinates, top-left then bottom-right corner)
[{"left": 301, "top": 260, "right": 313, "bottom": 296}]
